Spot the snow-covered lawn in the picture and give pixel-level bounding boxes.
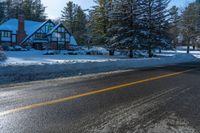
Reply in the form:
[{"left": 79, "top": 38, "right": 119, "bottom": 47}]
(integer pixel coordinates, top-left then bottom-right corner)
[
  {"left": 0, "top": 48, "right": 199, "bottom": 85},
  {"left": 157, "top": 49, "right": 200, "bottom": 59},
  {"left": 1, "top": 50, "right": 118, "bottom": 66},
  {"left": 1, "top": 49, "right": 200, "bottom": 66}
]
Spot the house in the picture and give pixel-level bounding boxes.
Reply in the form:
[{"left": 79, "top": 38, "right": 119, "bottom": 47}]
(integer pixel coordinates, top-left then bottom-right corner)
[{"left": 0, "top": 15, "right": 78, "bottom": 50}]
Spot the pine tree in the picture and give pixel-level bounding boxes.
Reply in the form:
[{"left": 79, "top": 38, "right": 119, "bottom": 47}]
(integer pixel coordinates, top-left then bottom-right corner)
[
  {"left": 169, "top": 6, "right": 180, "bottom": 27},
  {"left": 168, "top": 6, "right": 180, "bottom": 48},
  {"left": 0, "top": 1, "right": 5, "bottom": 23},
  {"left": 4, "top": 0, "right": 23, "bottom": 19},
  {"left": 61, "top": 1, "right": 77, "bottom": 34},
  {"left": 107, "top": 0, "right": 141, "bottom": 57},
  {"left": 4, "top": 0, "right": 15, "bottom": 19},
  {"left": 2, "top": 0, "right": 46, "bottom": 22},
  {"left": 74, "top": 6, "right": 87, "bottom": 45},
  {"left": 61, "top": 1, "right": 87, "bottom": 45},
  {"left": 155, "top": 0, "right": 171, "bottom": 52},
  {"left": 22, "top": 0, "right": 34, "bottom": 20},
  {"left": 89, "top": 0, "right": 110, "bottom": 46},
  {"left": 22, "top": 0, "right": 46, "bottom": 21},
  {"left": 138, "top": 0, "right": 171, "bottom": 57},
  {"left": 32, "top": 0, "right": 46, "bottom": 21},
  {"left": 107, "top": 0, "right": 124, "bottom": 51}
]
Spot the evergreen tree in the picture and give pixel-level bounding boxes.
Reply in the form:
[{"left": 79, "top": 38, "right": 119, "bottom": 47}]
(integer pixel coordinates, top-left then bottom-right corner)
[
  {"left": 4, "top": 0, "right": 25, "bottom": 19},
  {"left": 32, "top": 0, "right": 46, "bottom": 21},
  {"left": 74, "top": 6, "right": 87, "bottom": 45},
  {"left": 155, "top": 0, "right": 171, "bottom": 52},
  {"left": 169, "top": 6, "right": 180, "bottom": 26},
  {"left": 107, "top": 0, "right": 171, "bottom": 57},
  {"left": 0, "top": 1, "right": 5, "bottom": 23},
  {"left": 23, "top": 0, "right": 46, "bottom": 21},
  {"left": 61, "top": 1, "right": 87, "bottom": 45},
  {"left": 61, "top": 1, "right": 77, "bottom": 34},
  {"left": 2, "top": 0, "right": 46, "bottom": 22},
  {"left": 138, "top": 0, "right": 171, "bottom": 57},
  {"left": 89, "top": 0, "right": 110, "bottom": 46},
  {"left": 4, "top": 0, "right": 15, "bottom": 19},
  {"left": 107, "top": 0, "right": 141, "bottom": 57},
  {"left": 168, "top": 6, "right": 180, "bottom": 47},
  {"left": 22, "top": 0, "right": 34, "bottom": 20}
]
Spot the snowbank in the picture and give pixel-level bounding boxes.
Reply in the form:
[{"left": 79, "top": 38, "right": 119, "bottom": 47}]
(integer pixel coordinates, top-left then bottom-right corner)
[
  {"left": 0, "top": 50, "right": 119, "bottom": 66},
  {"left": 0, "top": 51, "right": 7, "bottom": 62},
  {"left": 0, "top": 52, "right": 198, "bottom": 85}
]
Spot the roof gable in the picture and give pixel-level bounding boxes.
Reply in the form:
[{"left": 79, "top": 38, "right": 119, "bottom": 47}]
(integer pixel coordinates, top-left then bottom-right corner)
[
  {"left": 47, "top": 23, "right": 71, "bottom": 35},
  {"left": 21, "top": 20, "right": 55, "bottom": 44}
]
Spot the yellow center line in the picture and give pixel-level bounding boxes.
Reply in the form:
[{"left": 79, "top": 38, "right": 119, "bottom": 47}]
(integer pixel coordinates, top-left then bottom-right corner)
[{"left": 0, "top": 68, "right": 196, "bottom": 116}]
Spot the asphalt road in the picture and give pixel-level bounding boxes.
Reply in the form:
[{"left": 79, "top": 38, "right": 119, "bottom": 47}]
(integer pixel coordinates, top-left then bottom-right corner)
[{"left": 0, "top": 61, "right": 200, "bottom": 133}]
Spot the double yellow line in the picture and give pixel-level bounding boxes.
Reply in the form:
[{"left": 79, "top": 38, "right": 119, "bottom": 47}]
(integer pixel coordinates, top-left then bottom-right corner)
[{"left": 0, "top": 68, "right": 195, "bottom": 116}]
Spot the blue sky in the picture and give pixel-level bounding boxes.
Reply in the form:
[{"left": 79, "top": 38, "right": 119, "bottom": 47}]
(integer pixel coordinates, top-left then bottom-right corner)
[{"left": 42, "top": 0, "right": 195, "bottom": 19}]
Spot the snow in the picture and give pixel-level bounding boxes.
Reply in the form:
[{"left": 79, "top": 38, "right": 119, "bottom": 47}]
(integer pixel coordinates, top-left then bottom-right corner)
[
  {"left": 0, "top": 48, "right": 199, "bottom": 85},
  {"left": 0, "top": 51, "right": 7, "bottom": 61},
  {"left": 0, "top": 19, "right": 42, "bottom": 35},
  {"left": 147, "top": 115, "right": 197, "bottom": 133},
  {"left": 1, "top": 48, "right": 199, "bottom": 66},
  {"left": 0, "top": 50, "right": 117, "bottom": 66},
  {"left": 157, "top": 49, "right": 200, "bottom": 59}
]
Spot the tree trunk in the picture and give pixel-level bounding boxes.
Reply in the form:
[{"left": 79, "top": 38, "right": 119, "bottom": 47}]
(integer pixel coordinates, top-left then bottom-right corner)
[
  {"left": 187, "top": 45, "right": 190, "bottom": 54},
  {"left": 193, "top": 45, "right": 195, "bottom": 50},
  {"left": 159, "top": 48, "right": 162, "bottom": 53},
  {"left": 129, "top": 49, "right": 133, "bottom": 58},
  {"left": 109, "top": 50, "right": 115, "bottom": 56},
  {"left": 148, "top": 45, "right": 153, "bottom": 58}
]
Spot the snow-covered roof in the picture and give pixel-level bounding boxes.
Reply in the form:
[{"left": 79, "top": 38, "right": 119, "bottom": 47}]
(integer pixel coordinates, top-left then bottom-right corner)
[
  {"left": 0, "top": 19, "right": 43, "bottom": 35},
  {"left": 70, "top": 36, "right": 78, "bottom": 46}
]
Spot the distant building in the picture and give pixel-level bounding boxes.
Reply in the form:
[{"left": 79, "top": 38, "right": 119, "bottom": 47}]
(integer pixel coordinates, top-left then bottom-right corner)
[{"left": 0, "top": 15, "right": 78, "bottom": 50}]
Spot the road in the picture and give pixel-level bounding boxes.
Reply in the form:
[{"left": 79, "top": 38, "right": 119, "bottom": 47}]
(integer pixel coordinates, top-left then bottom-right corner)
[{"left": 0, "top": 61, "right": 200, "bottom": 133}]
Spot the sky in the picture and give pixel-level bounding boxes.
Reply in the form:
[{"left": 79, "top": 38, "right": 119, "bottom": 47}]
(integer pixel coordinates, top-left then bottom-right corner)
[{"left": 42, "top": 0, "right": 196, "bottom": 19}]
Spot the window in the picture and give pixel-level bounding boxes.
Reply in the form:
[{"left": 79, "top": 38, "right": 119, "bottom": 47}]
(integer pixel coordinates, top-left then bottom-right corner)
[
  {"left": 1, "top": 31, "right": 11, "bottom": 37},
  {"left": 35, "top": 33, "right": 45, "bottom": 39},
  {"left": 54, "top": 32, "right": 65, "bottom": 39},
  {"left": 59, "top": 32, "right": 65, "bottom": 38}
]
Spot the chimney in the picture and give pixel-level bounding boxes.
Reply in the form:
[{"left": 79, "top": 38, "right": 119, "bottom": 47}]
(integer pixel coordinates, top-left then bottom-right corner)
[{"left": 17, "top": 15, "right": 27, "bottom": 45}]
